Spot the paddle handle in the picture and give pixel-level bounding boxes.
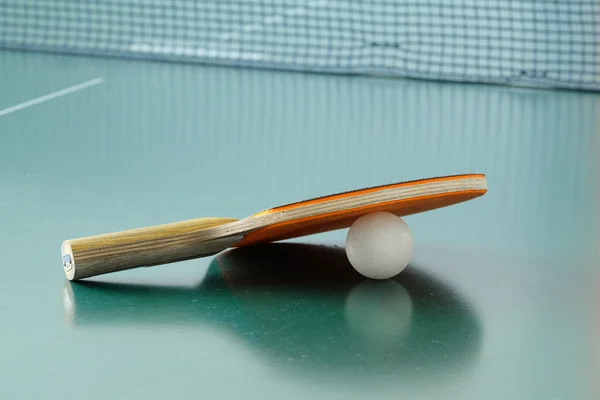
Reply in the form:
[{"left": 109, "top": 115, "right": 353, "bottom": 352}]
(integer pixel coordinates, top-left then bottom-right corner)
[{"left": 61, "top": 217, "right": 240, "bottom": 281}]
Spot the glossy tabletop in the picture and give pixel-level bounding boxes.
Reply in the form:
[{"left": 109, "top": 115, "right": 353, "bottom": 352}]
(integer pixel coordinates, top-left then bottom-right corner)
[{"left": 0, "top": 50, "right": 599, "bottom": 400}]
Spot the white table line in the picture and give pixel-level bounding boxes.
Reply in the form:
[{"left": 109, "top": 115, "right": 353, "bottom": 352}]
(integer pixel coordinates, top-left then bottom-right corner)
[{"left": 0, "top": 78, "right": 104, "bottom": 118}]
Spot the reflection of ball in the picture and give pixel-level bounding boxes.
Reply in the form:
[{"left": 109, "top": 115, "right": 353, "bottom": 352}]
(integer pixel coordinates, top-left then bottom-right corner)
[
  {"left": 345, "top": 212, "right": 413, "bottom": 279},
  {"left": 345, "top": 280, "right": 413, "bottom": 345}
]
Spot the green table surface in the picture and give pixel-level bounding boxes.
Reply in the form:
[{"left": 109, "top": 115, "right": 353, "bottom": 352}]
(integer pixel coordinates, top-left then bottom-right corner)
[{"left": 1, "top": 50, "right": 599, "bottom": 400}]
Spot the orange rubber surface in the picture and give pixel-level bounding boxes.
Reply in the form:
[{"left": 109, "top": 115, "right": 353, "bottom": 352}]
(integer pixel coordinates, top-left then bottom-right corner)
[{"left": 237, "top": 175, "right": 486, "bottom": 246}]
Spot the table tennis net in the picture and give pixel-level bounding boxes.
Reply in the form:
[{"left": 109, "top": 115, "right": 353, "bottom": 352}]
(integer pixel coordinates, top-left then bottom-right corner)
[{"left": 1, "top": 1, "right": 599, "bottom": 91}]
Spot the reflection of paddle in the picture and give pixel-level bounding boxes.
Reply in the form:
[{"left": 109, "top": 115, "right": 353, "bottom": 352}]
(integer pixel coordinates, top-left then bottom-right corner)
[{"left": 65, "top": 244, "right": 482, "bottom": 381}]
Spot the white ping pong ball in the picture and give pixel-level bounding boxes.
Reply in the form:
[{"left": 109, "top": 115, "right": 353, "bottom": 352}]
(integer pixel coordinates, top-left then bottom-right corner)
[{"left": 345, "top": 212, "right": 413, "bottom": 279}]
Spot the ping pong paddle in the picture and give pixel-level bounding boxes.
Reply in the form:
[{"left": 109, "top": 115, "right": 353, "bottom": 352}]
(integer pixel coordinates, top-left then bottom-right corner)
[{"left": 61, "top": 174, "right": 487, "bottom": 280}]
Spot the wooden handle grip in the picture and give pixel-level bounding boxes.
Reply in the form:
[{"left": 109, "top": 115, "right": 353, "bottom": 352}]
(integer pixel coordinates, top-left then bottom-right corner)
[{"left": 61, "top": 217, "right": 240, "bottom": 281}]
